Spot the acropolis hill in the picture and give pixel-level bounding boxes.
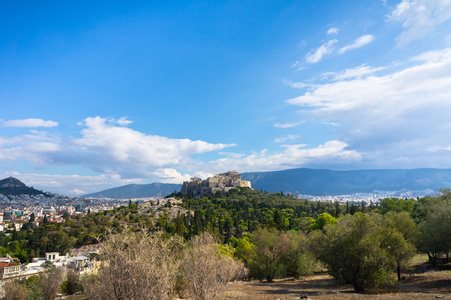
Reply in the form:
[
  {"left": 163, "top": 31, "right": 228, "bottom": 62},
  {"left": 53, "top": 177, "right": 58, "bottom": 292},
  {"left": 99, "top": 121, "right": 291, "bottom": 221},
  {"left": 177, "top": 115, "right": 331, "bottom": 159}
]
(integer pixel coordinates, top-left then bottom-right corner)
[{"left": 181, "top": 171, "right": 252, "bottom": 199}]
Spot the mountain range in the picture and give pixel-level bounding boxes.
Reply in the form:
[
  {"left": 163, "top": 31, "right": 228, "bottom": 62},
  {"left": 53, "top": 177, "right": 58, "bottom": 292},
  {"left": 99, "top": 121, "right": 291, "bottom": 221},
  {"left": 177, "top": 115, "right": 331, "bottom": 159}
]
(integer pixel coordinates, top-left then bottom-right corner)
[
  {"left": 241, "top": 168, "right": 451, "bottom": 196},
  {"left": 81, "top": 168, "right": 451, "bottom": 199}
]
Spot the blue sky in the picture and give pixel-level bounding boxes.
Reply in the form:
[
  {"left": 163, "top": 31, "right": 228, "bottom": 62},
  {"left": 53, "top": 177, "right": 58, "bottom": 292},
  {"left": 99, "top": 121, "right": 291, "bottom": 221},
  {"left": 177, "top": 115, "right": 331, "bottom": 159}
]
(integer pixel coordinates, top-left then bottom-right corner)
[{"left": 1, "top": 0, "right": 451, "bottom": 195}]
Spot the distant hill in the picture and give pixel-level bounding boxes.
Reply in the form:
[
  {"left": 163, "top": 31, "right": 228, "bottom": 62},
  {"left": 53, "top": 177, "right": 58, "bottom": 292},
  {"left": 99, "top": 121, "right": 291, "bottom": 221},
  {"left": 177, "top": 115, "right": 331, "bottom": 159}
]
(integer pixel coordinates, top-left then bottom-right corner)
[
  {"left": 242, "top": 168, "right": 451, "bottom": 196},
  {"left": 0, "top": 177, "right": 49, "bottom": 196},
  {"left": 82, "top": 182, "right": 182, "bottom": 199}
]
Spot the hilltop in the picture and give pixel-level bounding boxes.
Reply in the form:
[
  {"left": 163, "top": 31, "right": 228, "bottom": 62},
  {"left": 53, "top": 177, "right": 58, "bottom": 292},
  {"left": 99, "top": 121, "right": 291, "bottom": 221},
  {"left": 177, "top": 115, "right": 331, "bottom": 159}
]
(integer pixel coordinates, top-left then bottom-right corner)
[{"left": 0, "top": 177, "right": 49, "bottom": 197}]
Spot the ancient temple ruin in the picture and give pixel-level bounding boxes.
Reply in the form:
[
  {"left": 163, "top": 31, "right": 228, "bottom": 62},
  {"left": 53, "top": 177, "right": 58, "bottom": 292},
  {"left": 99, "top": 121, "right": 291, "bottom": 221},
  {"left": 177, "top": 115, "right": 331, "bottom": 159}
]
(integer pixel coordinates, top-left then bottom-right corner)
[{"left": 180, "top": 171, "right": 252, "bottom": 199}]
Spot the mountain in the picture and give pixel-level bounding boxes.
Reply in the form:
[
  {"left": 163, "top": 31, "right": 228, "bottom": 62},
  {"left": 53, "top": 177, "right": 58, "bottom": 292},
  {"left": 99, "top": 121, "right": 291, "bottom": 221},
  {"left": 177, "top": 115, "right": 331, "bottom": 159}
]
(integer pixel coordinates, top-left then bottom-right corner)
[
  {"left": 0, "top": 177, "right": 48, "bottom": 196},
  {"left": 242, "top": 168, "right": 451, "bottom": 196},
  {"left": 82, "top": 182, "right": 182, "bottom": 199}
]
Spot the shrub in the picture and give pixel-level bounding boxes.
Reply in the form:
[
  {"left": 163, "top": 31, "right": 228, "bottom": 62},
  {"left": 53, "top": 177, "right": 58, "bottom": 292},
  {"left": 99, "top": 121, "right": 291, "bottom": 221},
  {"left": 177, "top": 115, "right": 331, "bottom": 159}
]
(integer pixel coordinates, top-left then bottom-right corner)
[{"left": 181, "top": 232, "right": 244, "bottom": 300}]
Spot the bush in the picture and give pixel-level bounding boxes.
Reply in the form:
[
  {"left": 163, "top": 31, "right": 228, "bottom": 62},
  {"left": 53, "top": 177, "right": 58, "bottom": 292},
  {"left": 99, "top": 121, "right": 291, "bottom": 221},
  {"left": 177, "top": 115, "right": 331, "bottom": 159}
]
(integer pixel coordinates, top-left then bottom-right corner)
[
  {"left": 82, "top": 232, "right": 179, "bottom": 300},
  {"left": 1, "top": 280, "right": 25, "bottom": 300},
  {"left": 310, "top": 214, "right": 413, "bottom": 293},
  {"left": 61, "top": 269, "right": 82, "bottom": 295},
  {"left": 181, "top": 232, "right": 244, "bottom": 300}
]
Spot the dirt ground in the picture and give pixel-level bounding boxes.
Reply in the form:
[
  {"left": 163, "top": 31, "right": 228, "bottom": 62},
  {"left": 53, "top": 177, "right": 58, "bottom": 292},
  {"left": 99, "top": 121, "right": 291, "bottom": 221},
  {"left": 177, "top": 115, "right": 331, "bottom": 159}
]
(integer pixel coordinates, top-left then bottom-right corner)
[
  {"left": 222, "top": 270, "right": 451, "bottom": 300},
  {"left": 222, "top": 256, "right": 451, "bottom": 300}
]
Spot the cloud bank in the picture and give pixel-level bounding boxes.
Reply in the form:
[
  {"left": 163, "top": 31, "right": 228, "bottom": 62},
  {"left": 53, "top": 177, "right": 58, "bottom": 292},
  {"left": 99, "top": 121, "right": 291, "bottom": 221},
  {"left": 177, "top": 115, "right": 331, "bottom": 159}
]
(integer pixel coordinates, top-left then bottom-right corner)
[{"left": 287, "top": 48, "right": 451, "bottom": 168}]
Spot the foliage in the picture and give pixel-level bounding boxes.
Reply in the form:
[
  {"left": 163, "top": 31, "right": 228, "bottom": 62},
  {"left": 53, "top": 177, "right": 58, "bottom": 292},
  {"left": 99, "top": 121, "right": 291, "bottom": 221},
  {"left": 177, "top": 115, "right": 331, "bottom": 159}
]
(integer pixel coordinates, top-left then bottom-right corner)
[
  {"left": 380, "top": 198, "right": 415, "bottom": 215},
  {"left": 61, "top": 269, "right": 82, "bottom": 295},
  {"left": 416, "top": 190, "right": 451, "bottom": 263},
  {"left": 248, "top": 227, "right": 290, "bottom": 282},
  {"left": 310, "top": 214, "right": 411, "bottom": 293}
]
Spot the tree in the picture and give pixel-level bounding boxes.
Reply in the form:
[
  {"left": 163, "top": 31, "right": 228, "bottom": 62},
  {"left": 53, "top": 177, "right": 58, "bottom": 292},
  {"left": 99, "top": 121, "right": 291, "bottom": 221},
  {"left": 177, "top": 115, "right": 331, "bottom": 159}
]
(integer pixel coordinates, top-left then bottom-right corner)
[
  {"left": 249, "top": 227, "right": 290, "bottom": 282},
  {"left": 311, "top": 213, "right": 336, "bottom": 231},
  {"left": 417, "top": 192, "right": 451, "bottom": 263},
  {"left": 1, "top": 280, "right": 26, "bottom": 300},
  {"left": 380, "top": 198, "right": 415, "bottom": 215},
  {"left": 83, "top": 232, "right": 179, "bottom": 300},
  {"left": 61, "top": 269, "right": 80, "bottom": 295},
  {"left": 383, "top": 212, "right": 418, "bottom": 280},
  {"left": 281, "top": 230, "right": 316, "bottom": 278},
  {"left": 40, "top": 267, "right": 64, "bottom": 300},
  {"left": 181, "top": 232, "right": 243, "bottom": 300},
  {"left": 310, "top": 214, "right": 407, "bottom": 293},
  {"left": 232, "top": 237, "right": 256, "bottom": 265}
]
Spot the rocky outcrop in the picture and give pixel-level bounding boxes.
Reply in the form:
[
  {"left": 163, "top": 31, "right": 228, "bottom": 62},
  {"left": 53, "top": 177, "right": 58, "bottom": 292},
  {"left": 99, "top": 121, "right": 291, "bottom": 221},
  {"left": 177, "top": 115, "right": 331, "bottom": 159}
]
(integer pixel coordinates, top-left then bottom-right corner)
[{"left": 181, "top": 171, "right": 252, "bottom": 199}]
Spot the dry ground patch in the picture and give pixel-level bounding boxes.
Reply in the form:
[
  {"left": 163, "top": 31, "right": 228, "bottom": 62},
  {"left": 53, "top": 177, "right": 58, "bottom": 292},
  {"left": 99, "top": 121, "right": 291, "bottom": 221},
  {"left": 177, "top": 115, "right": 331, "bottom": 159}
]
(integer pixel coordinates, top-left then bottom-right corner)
[{"left": 222, "top": 270, "right": 451, "bottom": 300}]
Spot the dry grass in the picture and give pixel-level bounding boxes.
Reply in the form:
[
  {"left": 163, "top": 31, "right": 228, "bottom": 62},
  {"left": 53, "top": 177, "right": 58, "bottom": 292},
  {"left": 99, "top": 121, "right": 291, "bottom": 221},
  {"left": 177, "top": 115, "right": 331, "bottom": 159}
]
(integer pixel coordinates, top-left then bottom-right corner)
[
  {"left": 64, "top": 255, "right": 451, "bottom": 300},
  {"left": 222, "top": 270, "right": 451, "bottom": 300},
  {"left": 222, "top": 256, "right": 451, "bottom": 300}
]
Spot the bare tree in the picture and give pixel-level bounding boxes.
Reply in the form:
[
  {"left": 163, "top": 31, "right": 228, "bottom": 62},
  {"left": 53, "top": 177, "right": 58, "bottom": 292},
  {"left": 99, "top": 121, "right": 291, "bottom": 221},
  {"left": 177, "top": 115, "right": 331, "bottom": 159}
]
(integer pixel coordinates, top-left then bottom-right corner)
[
  {"left": 40, "top": 267, "right": 64, "bottom": 300},
  {"left": 1, "top": 280, "right": 25, "bottom": 300},
  {"left": 83, "top": 231, "right": 179, "bottom": 300},
  {"left": 181, "top": 232, "right": 244, "bottom": 300}
]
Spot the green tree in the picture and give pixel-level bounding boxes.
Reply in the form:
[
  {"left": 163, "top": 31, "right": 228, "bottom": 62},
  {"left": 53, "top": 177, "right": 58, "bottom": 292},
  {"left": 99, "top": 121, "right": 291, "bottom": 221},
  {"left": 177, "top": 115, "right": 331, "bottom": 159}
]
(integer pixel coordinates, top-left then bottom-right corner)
[
  {"left": 383, "top": 212, "right": 418, "bottom": 280},
  {"left": 380, "top": 198, "right": 415, "bottom": 215},
  {"left": 248, "top": 227, "right": 290, "bottom": 282},
  {"left": 311, "top": 213, "right": 336, "bottom": 231},
  {"left": 310, "top": 214, "right": 405, "bottom": 293},
  {"left": 281, "top": 230, "right": 316, "bottom": 278},
  {"left": 417, "top": 192, "right": 451, "bottom": 263}
]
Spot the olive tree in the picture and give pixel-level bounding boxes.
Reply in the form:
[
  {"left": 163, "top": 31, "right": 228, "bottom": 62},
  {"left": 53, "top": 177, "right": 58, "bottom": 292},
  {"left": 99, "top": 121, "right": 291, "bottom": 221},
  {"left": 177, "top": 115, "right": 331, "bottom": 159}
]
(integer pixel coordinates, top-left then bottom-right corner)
[
  {"left": 248, "top": 227, "right": 290, "bottom": 282},
  {"left": 417, "top": 192, "right": 451, "bottom": 263},
  {"left": 310, "top": 214, "right": 413, "bottom": 293}
]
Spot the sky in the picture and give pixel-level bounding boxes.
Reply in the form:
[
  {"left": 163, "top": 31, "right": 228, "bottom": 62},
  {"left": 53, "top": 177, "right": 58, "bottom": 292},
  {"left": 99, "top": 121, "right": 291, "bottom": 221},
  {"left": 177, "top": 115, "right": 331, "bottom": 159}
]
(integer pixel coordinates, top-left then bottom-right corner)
[{"left": 1, "top": 0, "right": 451, "bottom": 195}]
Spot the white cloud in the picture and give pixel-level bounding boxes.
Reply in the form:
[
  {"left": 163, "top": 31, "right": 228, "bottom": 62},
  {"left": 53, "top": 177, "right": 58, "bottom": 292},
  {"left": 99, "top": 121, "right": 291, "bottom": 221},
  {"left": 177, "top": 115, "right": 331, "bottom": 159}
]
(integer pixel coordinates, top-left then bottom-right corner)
[
  {"left": 74, "top": 117, "right": 234, "bottom": 169},
  {"left": 274, "top": 121, "right": 305, "bottom": 128},
  {"left": 327, "top": 27, "right": 339, "bottom": 35},
  {"left": 273, "top": 134, "right": 300, "bottom": 143},
  {"left": 287, "top": 48, "right": 451, "bottom": 168},
  {"left": 324, "top": 64, "right": 387, "bottom": 80},
  {"left": 207, "top": 141, "right": 362, "bottom": 172},
  {"left": 284, "top": 80, "right": 311, "bottom": 89},
  {"left": 306, "top": 39, "right": 338, "bottom": 63},
  {"left": 0, "top": 116, "right": 236, "bottom": 182},
  {"left": 389, "top": 0, "right": 451, "bottom": 46},
  {"left": 0, "top": 131, "right": 60, "bottom": 163},
  {"left": 115, "top": 117, "right": 134, "bottom": 126},
  {"left": 153, "top": 168, "right": 191, "bottom": 184},
  {"left": 338, "top": 35, "right": 375, "bottom": 54},
  {"left": 0, "top": 171, "right": 141, "bottom": 195},
  {"left": 1, "top": 118, "right": 58, "bottom": 128},
  {"left": 70, "top": 189, "right": 86, "bottom": 195}
]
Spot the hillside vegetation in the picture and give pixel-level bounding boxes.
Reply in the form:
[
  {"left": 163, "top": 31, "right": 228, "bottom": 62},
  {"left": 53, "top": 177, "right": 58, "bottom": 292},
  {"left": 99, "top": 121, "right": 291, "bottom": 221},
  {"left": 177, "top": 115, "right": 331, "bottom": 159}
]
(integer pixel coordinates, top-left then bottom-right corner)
[{"left": 1, "top": 188, "right": 450, "bottom": 299}]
